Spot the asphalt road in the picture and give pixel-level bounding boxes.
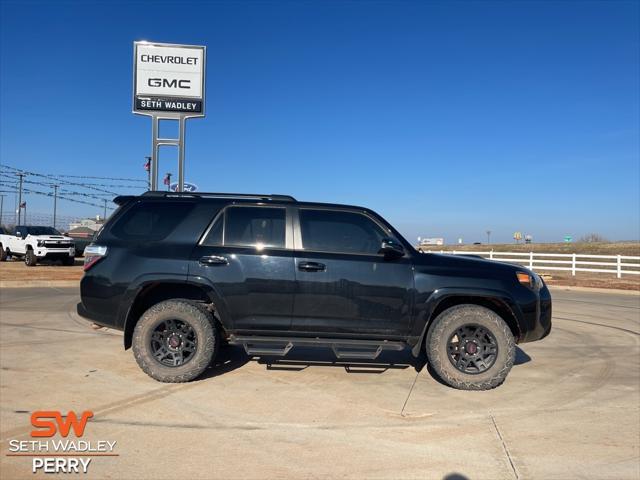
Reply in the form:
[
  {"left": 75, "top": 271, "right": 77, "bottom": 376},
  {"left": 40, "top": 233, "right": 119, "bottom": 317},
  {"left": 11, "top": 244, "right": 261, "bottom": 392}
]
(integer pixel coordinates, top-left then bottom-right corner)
[{"left": 0, "top": 287, "right": 638, "bottom": 479}]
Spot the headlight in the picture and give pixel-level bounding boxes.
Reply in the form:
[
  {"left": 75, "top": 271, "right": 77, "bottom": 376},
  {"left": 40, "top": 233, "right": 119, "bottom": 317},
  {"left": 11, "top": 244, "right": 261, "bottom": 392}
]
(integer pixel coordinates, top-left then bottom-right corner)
[{"left": 37, "top": 240, "right": 44, "bottom": 247}]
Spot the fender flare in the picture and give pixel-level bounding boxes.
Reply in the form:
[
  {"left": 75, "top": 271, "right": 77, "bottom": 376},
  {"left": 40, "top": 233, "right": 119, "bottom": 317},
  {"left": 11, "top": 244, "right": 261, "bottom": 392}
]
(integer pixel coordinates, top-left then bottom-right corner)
[
  {"left": 410, "top": 287, "right": 522, "bottom": 357},
  {"left": 120, "top": 273, "right": 233, "bottom": 349}
]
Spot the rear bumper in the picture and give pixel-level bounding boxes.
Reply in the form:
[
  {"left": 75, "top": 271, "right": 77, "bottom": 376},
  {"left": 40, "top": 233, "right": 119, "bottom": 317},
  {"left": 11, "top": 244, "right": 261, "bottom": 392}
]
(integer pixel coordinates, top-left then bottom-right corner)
[{"left": 76, "top": 301, "right": 120, "bottom": 330}]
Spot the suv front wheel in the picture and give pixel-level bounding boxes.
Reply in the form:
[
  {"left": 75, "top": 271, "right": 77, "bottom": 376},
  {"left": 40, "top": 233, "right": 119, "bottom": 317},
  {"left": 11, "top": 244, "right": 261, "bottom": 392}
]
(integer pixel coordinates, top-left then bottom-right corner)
[
  {"left": 132, "top": 300, "right": 218, "bottom": 382},
  {"left": 426, "top": 304, "right": 515, "bottom": 390}
]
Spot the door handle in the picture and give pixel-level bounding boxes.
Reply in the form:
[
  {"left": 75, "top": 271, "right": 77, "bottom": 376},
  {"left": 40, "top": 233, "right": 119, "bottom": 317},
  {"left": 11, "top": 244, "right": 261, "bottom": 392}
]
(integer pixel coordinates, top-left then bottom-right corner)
[
  {"left": 298, "top": 261, "right": 326, "bottom": 272},
  {"left": 199, "top": 255, "right": 229, "bottom": 266}
]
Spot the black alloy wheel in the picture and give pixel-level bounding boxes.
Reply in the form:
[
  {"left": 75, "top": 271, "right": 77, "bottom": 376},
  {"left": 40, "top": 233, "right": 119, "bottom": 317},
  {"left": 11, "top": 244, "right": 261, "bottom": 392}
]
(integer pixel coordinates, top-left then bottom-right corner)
[
  {"left": 446, "top": 324, "right": 498, "bottom": 374},
  {"left": 150, "top": 319, "right": 198, "bottom": 367}
]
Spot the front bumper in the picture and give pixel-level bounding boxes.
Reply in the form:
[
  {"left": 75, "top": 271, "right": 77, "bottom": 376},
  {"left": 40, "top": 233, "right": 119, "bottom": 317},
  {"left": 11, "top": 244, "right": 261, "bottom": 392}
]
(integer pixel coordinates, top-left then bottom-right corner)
[
  {"left": 36, "top": 248, "right": 75, "bottom": 259},
  {"left": 517, "top": 285, "right": 552, "bottom": 343}
]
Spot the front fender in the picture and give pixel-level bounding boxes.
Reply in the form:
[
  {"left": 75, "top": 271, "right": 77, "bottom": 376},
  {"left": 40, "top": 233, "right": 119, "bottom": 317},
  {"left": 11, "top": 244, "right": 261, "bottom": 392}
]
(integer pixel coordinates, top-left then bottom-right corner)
[{"left": 409, "top": 287, "right": 522, "bottom": 357}]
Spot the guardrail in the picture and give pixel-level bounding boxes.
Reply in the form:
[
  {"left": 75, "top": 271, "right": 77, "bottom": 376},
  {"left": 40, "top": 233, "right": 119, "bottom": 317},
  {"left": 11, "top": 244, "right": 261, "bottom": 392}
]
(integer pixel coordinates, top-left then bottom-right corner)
[{"left": 425, "top": 250, "right": 640, "bottom": 278}]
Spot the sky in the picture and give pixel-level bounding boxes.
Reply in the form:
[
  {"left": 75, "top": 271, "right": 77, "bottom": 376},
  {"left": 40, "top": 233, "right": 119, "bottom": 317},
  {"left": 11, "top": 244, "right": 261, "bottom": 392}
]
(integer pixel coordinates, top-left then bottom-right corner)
[{"left": 1, "top": 0, "right": 639, "bottom": 243}]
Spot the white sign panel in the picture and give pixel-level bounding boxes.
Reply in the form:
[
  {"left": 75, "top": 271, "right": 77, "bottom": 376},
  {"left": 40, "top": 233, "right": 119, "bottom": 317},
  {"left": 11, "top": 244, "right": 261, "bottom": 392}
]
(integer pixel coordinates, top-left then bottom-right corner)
[{"left": 133, "top": 42, "right": 206, "bottom": 116}]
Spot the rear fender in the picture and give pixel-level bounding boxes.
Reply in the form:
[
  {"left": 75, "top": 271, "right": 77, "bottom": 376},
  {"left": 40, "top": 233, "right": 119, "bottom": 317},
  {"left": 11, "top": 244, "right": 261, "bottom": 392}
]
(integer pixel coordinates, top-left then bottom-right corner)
[{"left": 120, "top": 274, "right": 232, "bottom": 349}]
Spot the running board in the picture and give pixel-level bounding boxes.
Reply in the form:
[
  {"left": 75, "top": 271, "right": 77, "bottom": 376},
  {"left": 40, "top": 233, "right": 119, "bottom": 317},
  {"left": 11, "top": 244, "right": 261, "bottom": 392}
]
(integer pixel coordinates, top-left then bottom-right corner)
[{"left": 229, "top": 335, "right": 405, "bottom": 360}]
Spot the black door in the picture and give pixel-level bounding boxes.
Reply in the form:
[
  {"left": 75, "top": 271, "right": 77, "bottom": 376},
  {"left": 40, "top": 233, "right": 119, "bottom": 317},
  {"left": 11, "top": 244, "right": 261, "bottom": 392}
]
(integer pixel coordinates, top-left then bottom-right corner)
[
  {"left": 189, "top": 205, "right": 295, "bottom": 332},
  {"left": 292, "top": 208, "right": 414, "bottom": 337}
]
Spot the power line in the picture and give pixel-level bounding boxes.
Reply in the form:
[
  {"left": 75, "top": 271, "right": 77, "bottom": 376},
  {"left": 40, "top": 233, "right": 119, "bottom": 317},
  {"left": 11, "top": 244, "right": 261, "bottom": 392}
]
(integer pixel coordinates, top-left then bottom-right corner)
[{"left": 0, "top": 165, "right": 146, "bottom": 183}]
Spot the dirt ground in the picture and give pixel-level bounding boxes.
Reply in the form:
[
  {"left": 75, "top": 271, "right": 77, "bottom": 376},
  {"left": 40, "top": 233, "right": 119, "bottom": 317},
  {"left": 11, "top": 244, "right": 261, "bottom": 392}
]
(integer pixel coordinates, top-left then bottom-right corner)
[
  {"left": 0, "top": 257, "right": 83, "bottom": 281},
  {"left": 419, "top": 241, "right": 640, "bottom": 256}
]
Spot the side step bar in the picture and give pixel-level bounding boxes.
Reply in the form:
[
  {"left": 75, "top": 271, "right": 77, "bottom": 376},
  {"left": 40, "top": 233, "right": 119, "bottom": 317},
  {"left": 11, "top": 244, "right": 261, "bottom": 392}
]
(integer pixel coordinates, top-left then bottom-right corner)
[{"left": 229, "top": 335, "right": 405, "bottom": 360}]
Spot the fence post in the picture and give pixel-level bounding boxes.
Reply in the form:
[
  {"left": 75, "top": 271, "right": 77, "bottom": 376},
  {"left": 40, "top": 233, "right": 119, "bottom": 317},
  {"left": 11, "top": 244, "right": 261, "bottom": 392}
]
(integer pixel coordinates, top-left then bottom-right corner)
[
  {"left": 617, "top": 255, "right": 622, "bottom": 279},
  {"left": 489, "top": 250, "right": 493, "bottom": 260},
  {"left": 572, "top": 254, "right": 576, "bottom": 276},
  {"left": 529, "top": 252, "right": 533, "bottom": 269}
]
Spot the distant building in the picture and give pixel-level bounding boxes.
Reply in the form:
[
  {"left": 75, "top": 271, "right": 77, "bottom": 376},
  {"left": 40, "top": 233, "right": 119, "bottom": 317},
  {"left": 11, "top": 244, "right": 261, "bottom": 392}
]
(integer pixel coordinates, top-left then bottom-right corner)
[
  {"left": 419, "top": 237, "right": 445, "bottom": 246},
  {"left": 68, "top": 216, "right": 104, "bottom": 233}
]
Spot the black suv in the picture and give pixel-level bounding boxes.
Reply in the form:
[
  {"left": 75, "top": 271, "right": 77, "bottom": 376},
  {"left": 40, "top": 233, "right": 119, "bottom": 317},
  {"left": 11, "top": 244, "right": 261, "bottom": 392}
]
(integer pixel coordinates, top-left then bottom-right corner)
[{"left": 78, "top": 192, "right": 551, "bottom": 390}]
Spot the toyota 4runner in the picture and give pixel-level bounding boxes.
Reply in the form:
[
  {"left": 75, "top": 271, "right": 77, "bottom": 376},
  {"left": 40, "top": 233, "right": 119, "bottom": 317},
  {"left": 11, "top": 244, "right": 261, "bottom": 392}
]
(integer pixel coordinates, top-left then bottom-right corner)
[{"left": 77, "top": 192, "right": 551, "bottom": 390}]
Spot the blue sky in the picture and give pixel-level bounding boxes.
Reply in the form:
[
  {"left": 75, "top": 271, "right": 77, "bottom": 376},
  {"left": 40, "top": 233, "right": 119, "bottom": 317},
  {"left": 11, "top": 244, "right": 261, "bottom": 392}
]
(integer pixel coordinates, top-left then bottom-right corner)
[{"left": 1, "top": 0, "right": 638, "bottom": 243}]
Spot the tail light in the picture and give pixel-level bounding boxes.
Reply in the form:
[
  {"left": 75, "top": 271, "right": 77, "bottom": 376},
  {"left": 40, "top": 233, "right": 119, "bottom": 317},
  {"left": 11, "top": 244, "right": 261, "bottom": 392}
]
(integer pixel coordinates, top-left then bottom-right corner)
[{"left": 83, "top": 245, "right": 108, "bottom": 271}]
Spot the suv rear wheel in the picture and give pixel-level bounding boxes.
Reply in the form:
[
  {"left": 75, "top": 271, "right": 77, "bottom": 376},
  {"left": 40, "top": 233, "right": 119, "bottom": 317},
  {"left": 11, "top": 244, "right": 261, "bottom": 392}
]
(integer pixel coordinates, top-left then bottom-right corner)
[
  {"left": 426, "top": 304, "right": 515, "bottom": 390},
  {"left": 132, "top": 300, "right": 218, "bottom": 382}
]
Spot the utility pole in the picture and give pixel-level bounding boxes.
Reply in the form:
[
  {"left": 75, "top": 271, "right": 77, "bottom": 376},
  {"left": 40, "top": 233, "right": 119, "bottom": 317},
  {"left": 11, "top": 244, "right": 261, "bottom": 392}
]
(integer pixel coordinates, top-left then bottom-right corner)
[
  {"left": 486, "top": 230, "right": 492, "bottom": 245},
  {"left": 0, "top": 194, "right": 5, "bottom": 227},
  {"left": 16, "top": 173, "right": 25, "bottom": 225},
  {"left": 103, "top": 199, "right": 107, "bottom": 221},
  {"left": 53, "top": 185, "right": 58, "bottom": 229},
  {"left": 165, "top": 173, "right": 172, "bottom": 192}
]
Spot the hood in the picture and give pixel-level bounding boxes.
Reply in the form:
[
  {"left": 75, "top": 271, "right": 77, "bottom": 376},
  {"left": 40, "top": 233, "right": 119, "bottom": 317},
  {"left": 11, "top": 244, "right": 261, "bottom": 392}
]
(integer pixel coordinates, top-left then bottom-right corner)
[
  {"left": 28, "top": 234, "right": 73, "bottom": 241},
  {"left": 414, "top": 251, "right": 524, "bottom": 275}
]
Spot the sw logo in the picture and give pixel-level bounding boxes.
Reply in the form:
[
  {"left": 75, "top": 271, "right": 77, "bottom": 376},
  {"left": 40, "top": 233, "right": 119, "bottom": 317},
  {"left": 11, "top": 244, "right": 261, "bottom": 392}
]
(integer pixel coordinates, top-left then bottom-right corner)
[
  {"left": 8, "top": 410, "right": 116, "bottom": 474},
  {"left": 31, "top": 410, "right": 94, "bottom": 437}
]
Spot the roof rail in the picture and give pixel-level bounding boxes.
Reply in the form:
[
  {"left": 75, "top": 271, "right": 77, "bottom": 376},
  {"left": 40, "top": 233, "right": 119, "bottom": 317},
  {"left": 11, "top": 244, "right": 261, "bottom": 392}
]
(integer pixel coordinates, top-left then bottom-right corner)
[{"left": 140, "top": 191, "right": 297, "bottom": 202}]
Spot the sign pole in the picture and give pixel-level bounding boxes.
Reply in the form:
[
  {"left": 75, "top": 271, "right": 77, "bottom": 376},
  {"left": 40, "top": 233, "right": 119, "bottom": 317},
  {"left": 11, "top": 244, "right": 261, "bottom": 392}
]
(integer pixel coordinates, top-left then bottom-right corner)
[{"left": 178, "top": 117, "right": 186, "bottom": 192}]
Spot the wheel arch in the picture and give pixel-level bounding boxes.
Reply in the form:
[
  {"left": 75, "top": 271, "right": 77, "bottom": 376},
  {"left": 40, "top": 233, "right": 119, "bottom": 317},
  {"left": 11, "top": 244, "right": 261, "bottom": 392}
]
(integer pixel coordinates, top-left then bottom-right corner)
[
  {"left": 123, "top": 281, "right": 230, "bottom": 350},
  {"left": 411, "top": 291, "right": 522, "bottom": 357}
]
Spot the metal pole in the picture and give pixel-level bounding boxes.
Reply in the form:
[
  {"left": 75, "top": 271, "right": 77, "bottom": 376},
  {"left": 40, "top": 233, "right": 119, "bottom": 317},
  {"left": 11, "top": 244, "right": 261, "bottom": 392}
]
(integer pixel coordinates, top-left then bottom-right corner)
[
  {"left": 178, "top": 116, "right": 186, "bottom": 192},
  {"left": 53, "top": 185, "right": 58, "bottom": 229},
  {"left": 0, "top": 194, "right": 4, "bottom": 226},
  {"left": 166, "top": 173, "right": 172, "bottom": 191},
  {"left": 151, "top": 116, "right": 159, "bottom": 191},
  {"left": 103, "top": 199, "right": 107, "bottom": 220},
  {"left": 145, "top": 156, "right": 152, "bottom": 191},
  {"left": 16, "top": 173, "right": 24, "bottom": 225}
]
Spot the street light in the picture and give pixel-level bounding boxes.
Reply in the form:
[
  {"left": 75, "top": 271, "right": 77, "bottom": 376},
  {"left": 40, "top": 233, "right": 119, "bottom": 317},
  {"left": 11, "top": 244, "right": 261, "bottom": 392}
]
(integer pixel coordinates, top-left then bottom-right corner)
[{"left": 486, "top": 230, "right": 492, "bottom": 245}]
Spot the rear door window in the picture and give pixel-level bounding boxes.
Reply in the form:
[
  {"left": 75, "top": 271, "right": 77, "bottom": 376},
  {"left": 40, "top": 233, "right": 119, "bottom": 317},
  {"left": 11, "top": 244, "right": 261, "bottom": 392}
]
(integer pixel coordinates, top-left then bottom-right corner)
[
  {"left": 110, "top": 201, "right": 195, "bottom": 241},
  {"left": 222, "top": 206, "right": 286, "bottom": 248}
]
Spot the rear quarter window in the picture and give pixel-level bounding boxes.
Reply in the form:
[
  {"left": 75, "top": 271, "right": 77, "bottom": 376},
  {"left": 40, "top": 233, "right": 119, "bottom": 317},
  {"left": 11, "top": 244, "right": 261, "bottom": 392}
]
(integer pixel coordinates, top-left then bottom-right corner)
[{"left": 110, "top": 201, "right": 195, "bottom": 241}]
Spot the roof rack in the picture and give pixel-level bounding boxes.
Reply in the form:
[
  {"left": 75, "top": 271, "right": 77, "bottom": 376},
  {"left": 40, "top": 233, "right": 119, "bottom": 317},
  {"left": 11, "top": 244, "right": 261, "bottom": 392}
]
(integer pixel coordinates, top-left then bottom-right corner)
[{"left": 140, "top": 191, "right": 297, "bottom": 202}]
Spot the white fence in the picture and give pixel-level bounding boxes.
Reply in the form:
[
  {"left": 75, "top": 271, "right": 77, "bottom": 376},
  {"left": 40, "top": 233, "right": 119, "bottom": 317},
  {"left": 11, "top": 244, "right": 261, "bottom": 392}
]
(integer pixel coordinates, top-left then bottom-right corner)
[{"left": 428, "top": 250, "right": 640, "bottom": 278}]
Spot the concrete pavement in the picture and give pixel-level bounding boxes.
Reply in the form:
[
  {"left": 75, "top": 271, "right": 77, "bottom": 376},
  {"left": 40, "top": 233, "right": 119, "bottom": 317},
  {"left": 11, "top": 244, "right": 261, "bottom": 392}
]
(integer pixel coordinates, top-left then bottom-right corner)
[{"left": 0, "top": 287, "right": 638, "bottom": 479}]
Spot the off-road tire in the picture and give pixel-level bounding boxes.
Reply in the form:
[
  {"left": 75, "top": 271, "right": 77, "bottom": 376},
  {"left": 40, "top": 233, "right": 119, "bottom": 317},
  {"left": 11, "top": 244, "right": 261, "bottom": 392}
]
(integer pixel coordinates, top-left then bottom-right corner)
[
  {"left": 426, "top": 304, "right": 515, "bottom": 390},
  {"left": 25, "top": 249, "right": 37, "bottom": 266},
  {"left": 0, "top": 245, "right": 6, "bottom": 261},
  {"left": 132, "top": 299, "right": 218, "bottom": 382}
]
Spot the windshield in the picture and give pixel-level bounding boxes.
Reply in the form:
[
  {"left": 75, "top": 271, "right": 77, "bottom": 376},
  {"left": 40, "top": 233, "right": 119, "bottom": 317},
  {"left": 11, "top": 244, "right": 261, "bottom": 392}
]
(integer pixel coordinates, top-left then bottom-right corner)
[{"left": 25, "top": 227, "right": 61, "bottom": 236}]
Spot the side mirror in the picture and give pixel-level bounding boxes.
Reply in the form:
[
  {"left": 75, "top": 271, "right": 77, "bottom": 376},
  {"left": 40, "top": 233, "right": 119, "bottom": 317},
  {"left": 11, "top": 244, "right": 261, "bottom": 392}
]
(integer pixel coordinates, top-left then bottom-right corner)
[{"left": 379, "top": 238, "right": 404, "bottom": 259}]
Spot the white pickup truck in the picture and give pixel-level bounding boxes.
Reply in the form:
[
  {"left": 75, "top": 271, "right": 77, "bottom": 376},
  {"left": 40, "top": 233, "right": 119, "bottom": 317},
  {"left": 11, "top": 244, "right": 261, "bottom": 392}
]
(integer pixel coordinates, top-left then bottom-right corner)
[{"left": 0, "top": 226, "right": 75, "bottom": 266}]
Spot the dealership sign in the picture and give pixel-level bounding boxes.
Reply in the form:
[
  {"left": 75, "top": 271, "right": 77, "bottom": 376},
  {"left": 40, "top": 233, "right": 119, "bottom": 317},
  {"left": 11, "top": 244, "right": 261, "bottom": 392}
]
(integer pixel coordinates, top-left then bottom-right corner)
[
  {"left": 169, "top": 182, "right": 198, "bottom": 192},
  {"left": 133, "top": 41, "right": 206, "bottom": 116}
]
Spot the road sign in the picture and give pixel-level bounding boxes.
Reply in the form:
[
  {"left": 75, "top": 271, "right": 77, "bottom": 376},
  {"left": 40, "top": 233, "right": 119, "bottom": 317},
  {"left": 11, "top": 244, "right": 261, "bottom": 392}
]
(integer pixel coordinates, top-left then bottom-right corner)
[
  {"left": 564, "top": 235, "right": 573, "bottom": 243},
  {"left": 513, "top": 231, "right": 522, "bottom": 242},
  {"left": 133, "top": 42, "right": 206, "bottom": 116}
]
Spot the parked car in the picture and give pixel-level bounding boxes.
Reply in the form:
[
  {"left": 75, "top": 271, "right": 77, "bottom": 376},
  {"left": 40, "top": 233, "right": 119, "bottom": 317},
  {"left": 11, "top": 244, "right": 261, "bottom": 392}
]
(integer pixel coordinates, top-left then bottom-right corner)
[
  {"left": 78, "top": 192, "right": 552, "bottom": 390},
  {"left": 0, "top": 226, "right": 75, "bottom": 266}
]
